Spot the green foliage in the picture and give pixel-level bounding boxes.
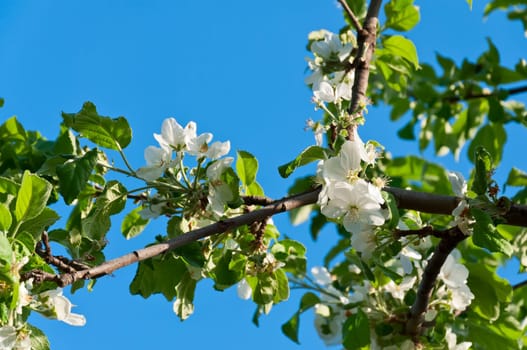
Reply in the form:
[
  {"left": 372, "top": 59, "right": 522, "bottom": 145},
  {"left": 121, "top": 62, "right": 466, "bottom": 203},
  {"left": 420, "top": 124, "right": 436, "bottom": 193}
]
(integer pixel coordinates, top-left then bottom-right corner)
[
  {"left": 121, "top": 207, "right": 149, "bottom": 239},
  {"left": 384, "top": 0, "right": 420, "bottom": 32},
  {"left": 281, "top": 292, "right": 320, "bottom": 344},
  {"left": 56, "top": 149, "right": 99, "bottom": 204},
  {"left": 62, "top": 101, "right": 132, "bottom": 151},
  {"left": 278, "top": 146, "right": 328, "bottom": 178},
  {"left": 471, "top": 207, "right": 513, "bottom": 255},
  {"left": 342, "top": 309, "right": 370, "bottom": 349},
  {"left": 379, "top": 35, "right": 419, "bottom": 70}
]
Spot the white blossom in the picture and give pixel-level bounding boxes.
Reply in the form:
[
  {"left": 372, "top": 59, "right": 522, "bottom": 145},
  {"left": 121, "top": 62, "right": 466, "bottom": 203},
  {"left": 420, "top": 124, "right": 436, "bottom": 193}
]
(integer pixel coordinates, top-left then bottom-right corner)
[
  {"left": 439, "top": 254, "right": 475, "bottom": 312},
  {"left": 206, "top": 157, "right": 234, "bottom": 217},
  {"left": 351, "top": 228, "right": 377, "bottom": 260},
  {"left": 154, "top": 117, "right": 196, "bottom": 151},
  {"left": 37, "top": 288, "right": 86, "bottom": 326},
  {"left": 237, "top": 279, "right": 252, "bottom": 300},
  {"left": 321, "top": 139, "right": 369, "bottom": 184},
  {"left": 136, "top": 145, "right": 174, "bottom": 181},
  {"left": 0, "top": 326, "right": 31, "bottom": 350},
  {"left": 206, "top": 140, "right": 230, "bottom": 160},
  {"left": 448, "top": 171, "right": 474, "bottom": 235},
  {"left": 445, "top": 327, "right": 472, "bottom": 350},
  {"left": 310, "top": 31, "right": 352, "bottom": 62},
  {"left": 186, "top": 132, "right": 213, "bottom": 158},
  {"left": 306, "top": 119, "right": 325, "bottom": 146},
  {"left": 320, "top": 180, "right": 385, "bottom": 234},
  {"left": 384, "top": 276, "right": 417, "bottom": 300}
]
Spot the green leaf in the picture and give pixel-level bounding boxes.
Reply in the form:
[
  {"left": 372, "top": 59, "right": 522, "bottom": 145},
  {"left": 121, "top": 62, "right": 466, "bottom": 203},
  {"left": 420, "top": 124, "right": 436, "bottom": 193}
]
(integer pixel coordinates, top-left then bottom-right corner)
[
  {"left": 173, "top": 270, "right": 197, "bottom": 321},
  {"left": 468, "top": 315, "right": 520, "bottom": 349},
  {"left": 468, "top": 124, "right": 506, "bottom": 166},
  {"left": 274, "top": 268, "right": 290, "bottom": 303},
  {"left": 82, "top": 181, "right": 127, "bottom": 240},
  {"left": 471, "top": 146, "right": 493, "bottom": 195},
  {"left": 130, "top": 254, "right": 187, "bottom": 300},
  {"left": 56, "top": 149, "right": 98, "bottom": 204},
  {"left": 382, "top": 191, "right": 400, "bottom": 229},
  {"left": 236, "top": 150, "right": 258, "bottom": 187},
  {"left": 382, "top": 35, "right": 419, "bottom": 69},
  {"left": 0, "top": 233, "right": 13, "bottom": 264},
  {"left": 471, "top": 207, "right": 513, "bottom": 256},
  {"left": 466, "top": 0, "right": 473, "bottom": 10},
  {"left": 0, "top": 204, "right": 12, "bottom": 232},
  {"left": 281, "top": 312, "right": 300, "bottom": 344},
  {"left": 281, "top": 291, "right": 322, "bottom": 343},
  {"left": 28, "top": 324, "right": 51, "bottom": 350},
  {"left": 506, "top": 167, "right": 527, "bottom": 187},
  {"left": 212, "top": 251, "right": 245, "bottom": 290},
  {"left": 62, "top": 101, "right": 132, "bottom": 150},
  {"left": 467, "top": 262, "right": 512, "bottom": 321},
  {"left": 278, "top": 146, "right": 328, "bottom": 178},
  {"left": 173, "top": 242, "right": 205, "bottom": 268},
  {"left": 18, "top": 207, "right": 60, "bottom": 240},
  {"left": 253, "top": 274, "right": 276, "bottom": 306},
  {"left": 15, "top": 171, "right": 52, "bottom": 224},
  {"left": 384, "top": 0, "right": 420, "bottom": 32},
  {"left": 342, "top": 309, "right": 371, "bottom": 349},
  {"left": 121, "top": 207, "right": 149, "bottom": 239}
]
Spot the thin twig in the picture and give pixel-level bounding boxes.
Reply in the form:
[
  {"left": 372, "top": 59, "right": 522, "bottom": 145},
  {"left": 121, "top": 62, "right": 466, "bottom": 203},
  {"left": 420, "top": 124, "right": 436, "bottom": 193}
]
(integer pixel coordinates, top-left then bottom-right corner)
[
  {"left": 445, "top": 84, "right": 527, "bottom": 103},
  {"left": 337, "top": 0, "right": 362, "bottom": 31}
]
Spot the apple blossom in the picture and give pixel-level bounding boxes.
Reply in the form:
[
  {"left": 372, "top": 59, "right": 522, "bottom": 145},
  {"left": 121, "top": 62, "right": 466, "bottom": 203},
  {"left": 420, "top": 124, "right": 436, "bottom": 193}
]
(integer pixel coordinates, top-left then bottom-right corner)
[
  {"left": 383, "top": 276, "right": 417, "bottom": 301},
  {"left": 448, "top": 171, "right": 474, "bottom": 235},
  {"left": 439, "top": 254, "right": 475, "bottom": 312},
  {"left": 320, "top": 138, "right": 370, "bottom": 184},
  {"left": 206, "top": 157, "right": 234, "bottom": 217},
  {"left": 445, "top": 327, "right": 472, "bottom": 350},
  {"left": 136, "top": 145, "right": 174, "bottom": 181},
  {"left": 320, "top": 180, "right": 385, "bottom": 234},
  {"left": 237, "top": 279, "right": 252, "bottom": 300},
  {"left": 36, "top": 288, "right": 86, "bottom": 326},
  {"left": 154, "top": 117, "right": 196, "bottom": 152}
]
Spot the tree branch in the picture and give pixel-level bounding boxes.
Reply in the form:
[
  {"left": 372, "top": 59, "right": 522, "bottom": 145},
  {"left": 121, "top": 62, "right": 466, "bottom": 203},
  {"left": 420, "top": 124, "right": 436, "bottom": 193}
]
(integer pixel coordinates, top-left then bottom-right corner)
[
  {"left": 47, "top": 188, "right": 322, "bottom": 287},
  {"left": 337, "top": 0, "right": 362, "bottom": 31},
  {"left": 405, "top": 227, "right": 467, "bottom": 337},
  {"left": 347, "top": 0, "right": 382, "bottom": 139},
  {"left": 25, "top": 184, "right": 527, "bottom": 288},
  {"left": 444, "top": 84, "right": 527, "bottom": 103}
]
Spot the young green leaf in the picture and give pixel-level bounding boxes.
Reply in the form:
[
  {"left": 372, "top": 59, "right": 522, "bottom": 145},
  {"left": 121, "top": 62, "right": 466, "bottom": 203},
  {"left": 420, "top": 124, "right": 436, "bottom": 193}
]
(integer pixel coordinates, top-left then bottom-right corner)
[
  {"left": 471, "top": 207, "right": 513, "bottom": 256},
  {"left": 381, "top": 35, "right": 419, "bottom": 69},
  {"left": 15, "top": 171, "right": 52, "bottom": 225},
  {"left": 278, "top": 146, "right": 328, "bottom": 178},
  {"left": 0, "top": 205, "right": 12, "bottom": 232},
  {"left": 384, "top": 0, "right": 420, "bottom": 32},
  {"left": 121, "top": 207, "right": 149, "bottom": 239},
  {"left": 174, "top": 270, "right": 197, "bottom": 321},
  {"left": 281, "top": 292, "right": 320, "bottom": 344},
  {"left": 56, "top": 149, "right": 99, "bottom": 204},
  {"left": 471, "top": 146, "right": 493, "bottom": 195},
  {"left": 342, "top": 309, "right": 371, "bottom": 349},
  {"left": 236, "top": 150, "right": 258, "bottom": 187},
  {"left": 62, "top": 101, "right": 132, "bottom": 150}
]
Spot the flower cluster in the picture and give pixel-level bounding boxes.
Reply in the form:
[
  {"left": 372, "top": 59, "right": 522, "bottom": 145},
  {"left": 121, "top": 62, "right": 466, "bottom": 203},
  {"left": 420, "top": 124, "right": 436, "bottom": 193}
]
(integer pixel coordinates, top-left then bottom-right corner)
[
  {"left": 136, "top": 118, "right": 234, "bottom": 220},
  {"left": 317, "top": 135, "right": 386, "bottom": 258}
]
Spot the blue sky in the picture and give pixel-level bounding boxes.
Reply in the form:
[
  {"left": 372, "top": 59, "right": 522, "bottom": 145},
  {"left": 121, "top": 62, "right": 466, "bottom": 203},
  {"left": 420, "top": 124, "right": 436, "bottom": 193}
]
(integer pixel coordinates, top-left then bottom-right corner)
[{"left": 0, "top": 1, "right": 526, "bottom": 349}]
